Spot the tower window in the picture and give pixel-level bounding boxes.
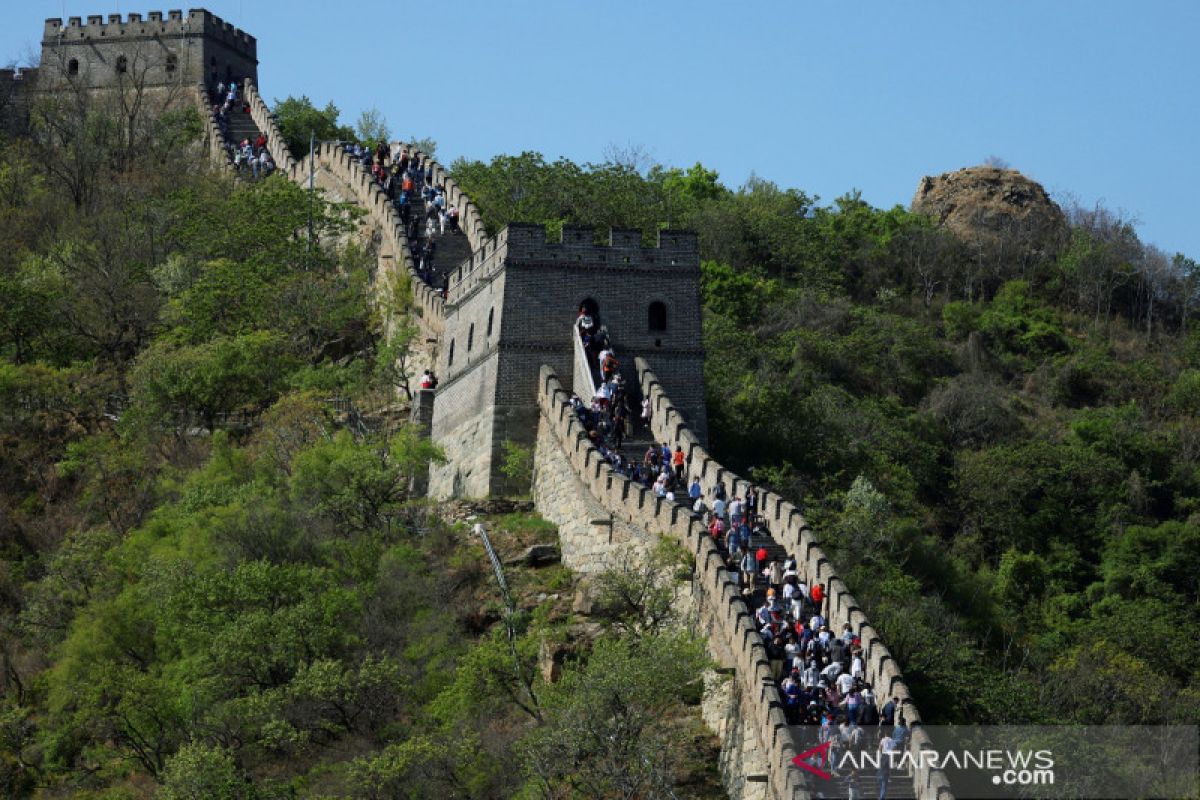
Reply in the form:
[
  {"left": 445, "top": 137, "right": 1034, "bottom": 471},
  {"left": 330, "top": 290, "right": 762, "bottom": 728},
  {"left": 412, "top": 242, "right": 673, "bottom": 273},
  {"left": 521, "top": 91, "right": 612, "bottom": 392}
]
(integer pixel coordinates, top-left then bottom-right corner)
[
  {"left": 67, "top": 58, "right": 79, "bottom": 75},
  {"left": 166, "top": 54, "right": 177, "bottom": 73},
  {"left": 448, "top": 340, "right": 455, "bottom": 367},
  {"left": 648, "top": 301, "right": 667, "bottom": 332},
  {"left": 486, "top": 307, "right": 494, "bottom": 337},
  {"left": 115, "top": 55, "right": 127, "bottom": 74},
  {"left": 468, "top": 323, "right": 475, "bottom": 352}
]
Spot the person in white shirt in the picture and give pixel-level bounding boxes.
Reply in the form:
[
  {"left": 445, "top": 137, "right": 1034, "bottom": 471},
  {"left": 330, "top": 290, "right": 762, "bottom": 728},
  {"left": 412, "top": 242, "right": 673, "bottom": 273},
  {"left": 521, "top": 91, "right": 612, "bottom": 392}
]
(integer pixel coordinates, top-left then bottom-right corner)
[
  {"left": 802, "top": 660, "right": 821, "bottom": 688},
  {"left": 790, "top": 596, "right": 805, "bottom": 621},
  {"left": 837, "top": 671, "right": 855, "bottom": 695}
]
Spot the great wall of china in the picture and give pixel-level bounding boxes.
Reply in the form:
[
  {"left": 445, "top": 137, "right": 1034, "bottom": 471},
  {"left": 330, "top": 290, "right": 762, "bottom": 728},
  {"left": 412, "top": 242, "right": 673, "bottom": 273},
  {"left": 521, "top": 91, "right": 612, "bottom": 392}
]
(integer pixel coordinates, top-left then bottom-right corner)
[{"left": 15, "top": 11, "right": 953, "bottom": 797}]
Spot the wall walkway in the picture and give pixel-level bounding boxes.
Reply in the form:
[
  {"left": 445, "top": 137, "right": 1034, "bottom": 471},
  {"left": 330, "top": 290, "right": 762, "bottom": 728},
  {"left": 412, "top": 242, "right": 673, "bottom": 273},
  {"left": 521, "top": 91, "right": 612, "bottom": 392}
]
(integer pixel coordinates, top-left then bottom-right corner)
[{"left": 635, "top": 357, "right": 954, "bottom": 800}]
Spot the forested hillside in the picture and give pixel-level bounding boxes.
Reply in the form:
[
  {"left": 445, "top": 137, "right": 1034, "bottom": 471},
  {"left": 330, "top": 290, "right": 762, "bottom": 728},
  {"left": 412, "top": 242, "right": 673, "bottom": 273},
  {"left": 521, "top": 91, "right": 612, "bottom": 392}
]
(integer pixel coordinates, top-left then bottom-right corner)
[
  {"left": 450, "top": 151, "right": 1200, "bottom": 726},
  {"left": 0, "top": 100, "right": 721, "bottom": 798}
]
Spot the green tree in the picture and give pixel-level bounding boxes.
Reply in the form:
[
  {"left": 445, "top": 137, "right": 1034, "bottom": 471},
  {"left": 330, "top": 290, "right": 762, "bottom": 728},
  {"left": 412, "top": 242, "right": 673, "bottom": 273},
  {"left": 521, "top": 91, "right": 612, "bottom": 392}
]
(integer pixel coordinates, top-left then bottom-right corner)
[
  {"left": 518, "top": 632, "right": 710, "bottom": 798},
  {"left": 355, "top": 107, "right": 390, "bottom": 145},
  {"left": 159, "top": 741, "right": 254, "bottom": 800},
  {"left": 271, "top": 95, "right": 353, "bottom": 157},
  {"left": 289, "top": 428, "right": 443, "bottom": 533},
  {"left": 128, "top": 331, "right": 293, "bottom": 432}
]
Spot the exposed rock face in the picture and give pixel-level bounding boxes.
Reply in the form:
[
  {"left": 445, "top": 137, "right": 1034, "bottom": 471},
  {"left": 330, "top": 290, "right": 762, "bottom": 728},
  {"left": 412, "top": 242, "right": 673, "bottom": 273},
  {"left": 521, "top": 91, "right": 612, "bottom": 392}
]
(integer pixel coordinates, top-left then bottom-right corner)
[{"left": 912, "top": 166, "right": 1066, "bottom": 244}]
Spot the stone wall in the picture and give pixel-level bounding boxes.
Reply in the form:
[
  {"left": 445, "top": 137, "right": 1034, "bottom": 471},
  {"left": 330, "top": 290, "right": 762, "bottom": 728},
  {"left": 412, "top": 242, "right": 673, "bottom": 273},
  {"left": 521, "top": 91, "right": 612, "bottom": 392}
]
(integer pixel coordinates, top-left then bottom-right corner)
[
  {"left": 194, "top": 83, "right": 233, "bottom": 174},
  {"left": 535, "top": 365, "right": 806, "bottom": 800},
  {"left": 636, "top": 357, "right": 954, "bottom": 800},
  {"left": 532, "top": 406, "right": 655, "bottom": 572},
  {"left": 428, "top": 347, "right": 501, "bottom": 499}
]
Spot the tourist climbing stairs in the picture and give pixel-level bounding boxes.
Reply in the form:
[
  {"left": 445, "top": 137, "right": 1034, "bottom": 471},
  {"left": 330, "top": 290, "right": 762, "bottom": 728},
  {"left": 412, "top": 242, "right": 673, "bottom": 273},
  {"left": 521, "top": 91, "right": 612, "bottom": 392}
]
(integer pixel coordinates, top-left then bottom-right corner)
[
  {"left": 400, "top": 177, "right": 473, "bottom": 294},
  {"left": 224, "top": 99, "right": 263, "bottom": 152}
]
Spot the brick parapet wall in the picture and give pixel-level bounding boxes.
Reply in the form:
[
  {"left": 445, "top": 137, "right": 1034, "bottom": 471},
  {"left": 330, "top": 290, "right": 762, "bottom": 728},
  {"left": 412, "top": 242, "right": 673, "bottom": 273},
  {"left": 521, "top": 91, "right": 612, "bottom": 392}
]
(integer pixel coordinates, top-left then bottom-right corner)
[
  {"left": 536, "top": 365, "right": 807, "bottom": 800},
  {"left": 242, "top": 80, "right": 296, "bottom": 174},
  {"left": 634, "top": 357, "right": 954, "bottom": 800},
  {"left": 194, "top": 83, "right": 233, "bottom": 175}
]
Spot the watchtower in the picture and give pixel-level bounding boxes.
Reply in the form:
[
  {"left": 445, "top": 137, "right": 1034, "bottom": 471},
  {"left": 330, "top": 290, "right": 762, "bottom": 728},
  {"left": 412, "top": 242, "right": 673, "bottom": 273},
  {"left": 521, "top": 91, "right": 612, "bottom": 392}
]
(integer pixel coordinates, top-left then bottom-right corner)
[
  {"left": 428, "top": 224, "right": 707, "bottom": 498},
  {"left": 38, "top": 9, "right": 257, "bottom": 91}
]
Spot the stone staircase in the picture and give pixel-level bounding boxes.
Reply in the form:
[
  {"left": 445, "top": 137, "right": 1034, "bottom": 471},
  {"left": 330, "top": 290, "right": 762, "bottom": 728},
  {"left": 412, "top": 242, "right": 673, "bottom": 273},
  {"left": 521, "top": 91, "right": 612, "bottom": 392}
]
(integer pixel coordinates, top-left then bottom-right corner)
[
  {"left": 203, "top": 88, "right": 264, "bottom": 172},
  {"left": 793, "top": 759, "right": 917, "bottom": 800},
  {"left": 224, "top": 99, "right": 263, "bottom": 151},
  {"left": 401, "top": 174, "right": 473, "bottom": 294}
]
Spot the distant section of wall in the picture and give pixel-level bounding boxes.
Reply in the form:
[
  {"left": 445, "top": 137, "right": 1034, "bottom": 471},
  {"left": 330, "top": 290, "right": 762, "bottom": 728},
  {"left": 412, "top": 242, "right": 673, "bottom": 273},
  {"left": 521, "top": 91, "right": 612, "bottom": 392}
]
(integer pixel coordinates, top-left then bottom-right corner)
[
  {"left": 535, "top": 365, "right": 805, "bottom": 800},
  {"left": 242, "top": 80, "right": 296, "bottom": 174},
  {"left": 636, "top": 357, "right": 954, "bottom": 800}
]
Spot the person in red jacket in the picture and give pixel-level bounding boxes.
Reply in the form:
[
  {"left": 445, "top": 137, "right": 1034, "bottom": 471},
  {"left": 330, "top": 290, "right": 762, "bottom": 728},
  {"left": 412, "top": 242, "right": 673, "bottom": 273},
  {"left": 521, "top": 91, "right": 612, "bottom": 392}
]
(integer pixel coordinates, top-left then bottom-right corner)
[
  {"left": 755, "top": 545, "right": 769, "bottom": 573},
  {"left": 810, "top": 582, "right": 824, "bottom": 613}
]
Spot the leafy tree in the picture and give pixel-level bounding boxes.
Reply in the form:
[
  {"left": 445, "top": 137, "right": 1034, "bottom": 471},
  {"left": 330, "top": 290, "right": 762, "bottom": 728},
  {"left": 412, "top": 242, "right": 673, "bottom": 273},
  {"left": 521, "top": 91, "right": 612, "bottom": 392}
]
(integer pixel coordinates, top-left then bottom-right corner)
[
  {"left": 128, "top": 331, "right": 293, "bottom": 432},
  {"left": 518, "top": 632, "right": 710, "bottom": 798},
  {"left": 271, "top": 95, "right": 353, "bottom": 157},
  {"left": 289, "top": 428, "right": 444, "bottom": 533},
  {"left": 159, "top": 741, "right": 254, "bottom": 800},
  {"left": 354, "top": 107, "right": 390, "bottom": 146},
  {"left": 592, "top": 539, "right": 692, "bottom": 636}
]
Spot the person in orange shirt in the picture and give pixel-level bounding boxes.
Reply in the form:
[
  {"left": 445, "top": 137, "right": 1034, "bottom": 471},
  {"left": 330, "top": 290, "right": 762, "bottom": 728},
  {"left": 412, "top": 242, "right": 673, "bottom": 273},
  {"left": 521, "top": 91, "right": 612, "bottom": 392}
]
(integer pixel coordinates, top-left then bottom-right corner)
[
  {"left": 672, "top": 445, "right": 686, "bottom": 485},
  {"left": 810, "top": 582, "right": 824, "bottom": 613}
]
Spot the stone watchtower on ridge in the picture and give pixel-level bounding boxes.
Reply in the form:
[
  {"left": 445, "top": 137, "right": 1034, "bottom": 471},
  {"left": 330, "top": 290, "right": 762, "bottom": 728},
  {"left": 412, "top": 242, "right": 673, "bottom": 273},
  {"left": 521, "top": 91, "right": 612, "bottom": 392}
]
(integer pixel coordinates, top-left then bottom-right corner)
[
  {"left": 37, "top": 9, "right": 257, "bottom": 91},
  {"left": 428, "top": 224, "right": 708, "bottom": 498}
]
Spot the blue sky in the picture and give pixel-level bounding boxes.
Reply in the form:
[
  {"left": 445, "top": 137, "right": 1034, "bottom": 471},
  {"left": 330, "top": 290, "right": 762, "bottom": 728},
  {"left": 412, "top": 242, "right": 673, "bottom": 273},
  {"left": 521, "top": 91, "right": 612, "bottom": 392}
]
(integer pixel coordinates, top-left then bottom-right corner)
[{"left": 6, "top": 1, "right": 1198, "bottom": 257}]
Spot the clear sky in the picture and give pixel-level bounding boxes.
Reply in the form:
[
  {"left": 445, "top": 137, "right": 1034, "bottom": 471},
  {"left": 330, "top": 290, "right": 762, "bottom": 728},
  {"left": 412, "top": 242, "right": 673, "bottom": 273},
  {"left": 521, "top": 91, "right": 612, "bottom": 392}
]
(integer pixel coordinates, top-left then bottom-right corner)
[{"left": 5, "top": 1, "right": 1198, "bottom": 258}]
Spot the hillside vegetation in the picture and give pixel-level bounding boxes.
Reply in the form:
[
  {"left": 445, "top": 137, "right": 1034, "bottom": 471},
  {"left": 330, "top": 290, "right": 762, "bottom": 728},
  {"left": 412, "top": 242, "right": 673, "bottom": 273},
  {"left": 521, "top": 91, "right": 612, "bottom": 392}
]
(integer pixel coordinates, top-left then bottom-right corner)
[{"left": 451, "top": 151, "right": 1200, "bottom": 725}]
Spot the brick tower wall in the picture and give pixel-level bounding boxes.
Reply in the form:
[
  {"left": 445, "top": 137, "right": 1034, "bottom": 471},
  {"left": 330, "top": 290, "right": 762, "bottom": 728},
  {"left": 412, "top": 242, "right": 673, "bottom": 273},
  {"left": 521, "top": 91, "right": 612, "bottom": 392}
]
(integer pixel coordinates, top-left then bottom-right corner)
[
  {"left": 429, "top": 222, "right": 706, "bottom": 498},
  {"left": 39, "top": 9, "right": 257, "bottom": 91}
]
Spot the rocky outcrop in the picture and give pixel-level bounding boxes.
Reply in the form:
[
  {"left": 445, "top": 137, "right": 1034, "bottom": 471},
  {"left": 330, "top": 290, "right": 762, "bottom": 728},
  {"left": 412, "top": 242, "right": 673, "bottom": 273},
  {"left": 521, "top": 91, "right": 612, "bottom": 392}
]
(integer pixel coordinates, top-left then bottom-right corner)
[{"left": 912, "top": 165, "right": 1065, "bottom": 245}]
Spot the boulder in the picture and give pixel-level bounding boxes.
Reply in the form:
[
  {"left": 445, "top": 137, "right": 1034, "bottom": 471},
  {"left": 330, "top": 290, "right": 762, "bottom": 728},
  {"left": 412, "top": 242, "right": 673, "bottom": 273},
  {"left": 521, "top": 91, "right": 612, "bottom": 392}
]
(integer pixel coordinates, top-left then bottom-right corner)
[
  {"left": 572, "top": 578, "right": 598, "bottom": 615},
  {"left": 912, "top": 165, "right": 1065, "bottom": 247},
  {"left": 506, "top": 543, "right": 561, "bottom": 567}
]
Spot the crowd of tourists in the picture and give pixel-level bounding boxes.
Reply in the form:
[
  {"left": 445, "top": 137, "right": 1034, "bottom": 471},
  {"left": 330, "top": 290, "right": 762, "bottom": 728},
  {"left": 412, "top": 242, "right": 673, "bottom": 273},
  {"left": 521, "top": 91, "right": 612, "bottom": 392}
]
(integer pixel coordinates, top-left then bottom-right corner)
[
  {"left": 342, "top": 141, "right": 460, "bottom": 294},
  {"left": 211, "top": 80, "right": 276, "bottom": 178},
  {"left": 569, "top": 310, "right": 910, "bottom": 798}
]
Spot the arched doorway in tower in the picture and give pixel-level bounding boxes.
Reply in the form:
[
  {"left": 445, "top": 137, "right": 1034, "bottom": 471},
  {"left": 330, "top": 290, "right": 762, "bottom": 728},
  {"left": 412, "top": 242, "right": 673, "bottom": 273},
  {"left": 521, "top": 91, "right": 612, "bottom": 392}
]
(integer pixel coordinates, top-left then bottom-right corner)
[{"left": 578, "top": 297, "right": 600, "bottom": 322}]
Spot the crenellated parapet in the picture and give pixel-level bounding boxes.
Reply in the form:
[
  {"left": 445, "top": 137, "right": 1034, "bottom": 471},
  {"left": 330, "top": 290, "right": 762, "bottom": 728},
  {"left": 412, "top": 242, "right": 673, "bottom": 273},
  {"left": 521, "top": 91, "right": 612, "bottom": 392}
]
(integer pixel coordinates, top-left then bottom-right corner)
[
  {"left": 395, "top": 141, "right": 489, "bottom": 255},
  {"left": 447, "top": 223, "right": 698, "bottom": 308},
  {"left": 39, "top": 8, "right": 258, "bottom": 90},
  {"left": 43, "top": 10, "right": 256, "bottom": 56}
]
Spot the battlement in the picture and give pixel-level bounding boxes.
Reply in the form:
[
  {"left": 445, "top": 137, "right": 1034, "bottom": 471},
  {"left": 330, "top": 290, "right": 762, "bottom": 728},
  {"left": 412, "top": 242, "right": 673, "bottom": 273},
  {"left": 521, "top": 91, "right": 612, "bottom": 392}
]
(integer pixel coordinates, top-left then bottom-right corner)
[
  {"left": 503, "top": 222, "right": 698, "bottom": 255},
  {"left": 446, "top": 224, "right": 698, "bottom": 308},
  {"left": 43, "top": 9, "right": 256, "bottom": 57},
  {"left": 0, "top": 68, "right": 38, "bottom": 83}
]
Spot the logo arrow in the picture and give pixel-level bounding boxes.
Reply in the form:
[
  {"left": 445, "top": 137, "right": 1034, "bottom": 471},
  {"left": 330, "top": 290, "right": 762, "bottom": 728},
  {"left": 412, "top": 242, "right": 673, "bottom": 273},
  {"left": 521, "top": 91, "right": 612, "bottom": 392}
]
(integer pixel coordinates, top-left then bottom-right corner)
[{"left": 791, "top": 739, "right": 833, "bottom": 781}]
